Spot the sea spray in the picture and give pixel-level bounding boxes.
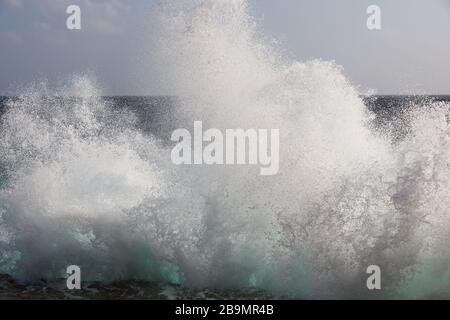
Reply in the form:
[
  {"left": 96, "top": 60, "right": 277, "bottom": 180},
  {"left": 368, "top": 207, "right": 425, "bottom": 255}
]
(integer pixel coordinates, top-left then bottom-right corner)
[
  {"left": 0, "top": 76, "right": 200, "bottom": 284},
  {"left": 0, "top": 0, "right": 449, "bottom": 299},
  {"left": 152, "top": 0, "right": 450, "bottom": 298}
]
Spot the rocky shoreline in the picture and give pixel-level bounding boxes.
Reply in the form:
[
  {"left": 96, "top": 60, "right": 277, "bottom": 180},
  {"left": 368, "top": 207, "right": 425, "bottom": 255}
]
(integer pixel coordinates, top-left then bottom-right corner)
[{"left": 0, "top": 274, "right": 275, "bottom": 300}]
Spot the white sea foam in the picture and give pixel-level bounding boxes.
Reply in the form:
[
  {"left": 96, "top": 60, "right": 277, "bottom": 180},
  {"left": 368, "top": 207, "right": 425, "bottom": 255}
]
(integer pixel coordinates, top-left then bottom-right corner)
[{"left": 0, "top": 0, "right": 448, "bottom": 298}]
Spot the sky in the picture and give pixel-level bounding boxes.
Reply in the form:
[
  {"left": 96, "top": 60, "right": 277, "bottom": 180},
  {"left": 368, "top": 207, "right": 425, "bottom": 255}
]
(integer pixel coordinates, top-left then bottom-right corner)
[{"left": 1, "top": 0, "right": 450, "bottom": 95}]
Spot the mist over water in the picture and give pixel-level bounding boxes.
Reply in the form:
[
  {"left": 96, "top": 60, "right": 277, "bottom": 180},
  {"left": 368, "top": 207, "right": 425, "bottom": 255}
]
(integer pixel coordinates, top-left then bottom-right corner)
[{"left": 0, "top": 0, "right": 449, "bottom": 298}]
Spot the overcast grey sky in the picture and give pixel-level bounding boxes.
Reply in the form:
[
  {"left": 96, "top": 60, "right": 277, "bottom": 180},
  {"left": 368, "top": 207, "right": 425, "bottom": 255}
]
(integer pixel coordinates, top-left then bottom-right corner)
[{"left": 1, "top": 0, "right": 450, "bottom": 95}]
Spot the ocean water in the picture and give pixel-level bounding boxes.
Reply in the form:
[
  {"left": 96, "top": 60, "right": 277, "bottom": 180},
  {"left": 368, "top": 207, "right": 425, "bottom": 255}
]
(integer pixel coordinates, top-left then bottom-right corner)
[
  {"left": 1, "top": 0, "right": 450, "bottom": 299},
  {"left": 0, "top": 94, "right": 448, "bottom": 300}
]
